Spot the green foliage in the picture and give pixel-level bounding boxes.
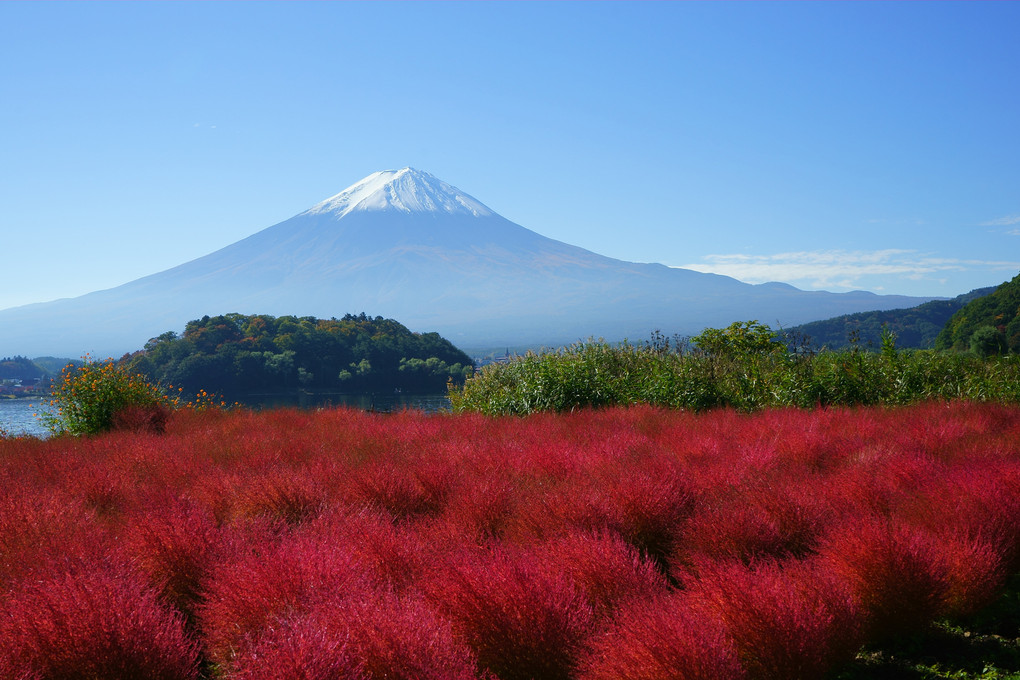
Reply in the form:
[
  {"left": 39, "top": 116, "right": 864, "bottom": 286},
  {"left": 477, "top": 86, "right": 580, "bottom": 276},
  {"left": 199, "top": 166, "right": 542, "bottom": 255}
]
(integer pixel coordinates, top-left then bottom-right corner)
[
  {"left": 123, "top": 312, "right": 473, "bottom": 397},
  {"left": 790, "top": 286, "right": 996, "bottom": 350},
  {"left": 399, "top": 357, "right": 472, "bottom": 385},
  {"left": 450, "top": 322, "right": 1020, "bottom": 416},
  {"left": 971, "top": 326, "right": 1008, "bottom": 357},
  {"left": 691, "top": 320, "right": 784, "bottom": 357},
  {"left": 880, "top": 325, "right": 898, "bottom": 360},
  {"left": 937, "top": 273, "right": 1020, "bottom": 354},
  {"left": 41, "top": 356, "right": 171, "bottom": 436}
]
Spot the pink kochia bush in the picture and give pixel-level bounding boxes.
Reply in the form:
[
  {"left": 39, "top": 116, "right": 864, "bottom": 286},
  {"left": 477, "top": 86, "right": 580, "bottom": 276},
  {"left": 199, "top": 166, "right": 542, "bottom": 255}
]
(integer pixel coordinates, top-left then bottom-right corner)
[{"left": 2, "top": 402, "right": 1020, "bottom": 678}]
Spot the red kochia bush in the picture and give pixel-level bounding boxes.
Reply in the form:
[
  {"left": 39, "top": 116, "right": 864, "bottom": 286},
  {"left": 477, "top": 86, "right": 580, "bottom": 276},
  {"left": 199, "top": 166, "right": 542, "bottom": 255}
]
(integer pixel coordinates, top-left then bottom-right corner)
[
  {"left": 0, "top": 558, "right": 200, "bottom": 680},
  {"left": 815, "top": 516, "right": 950, "bottom": 641},
  {"left": 438, "top": 476, "right": 521, "bottom": 542},
  {"left": 349, "top": 459, "right": 448, "bottom": 519},
  {"left": 423, "top": 546, "right": 594, "bottom": 680},
  {"left": 111, "top": 403, "right": 171, "bottom": 434},
  {"left": 197, "top": 526, "right": 373, "bottom": 668},
  {"left": 577, "top": 591, "right": 744, "bottom": 680},
  {"left": 671, "top": 480, "right": 830, "bottom": 583},
  {"left": 304, "top": 507, "right": 431, "bottom": 591},
  {"left": 674, "top": 500, "right": 800, "bottom": 580},
  {"left": 123, "top": 497, "right": 220, "bottom": 622},
  {"left": 902, "top": 459, "right": 1020, "bottom": 570},
  {"left": 520, "top": 463, "right": 693, "bottom": 568},
  {"left": 226, "top": 591, "right": 477, "bottom": 680},
  {"left": 686, "top": 559, "right": 862, "bottom": 680},
  {"left": 0, "top": 489, "right": 109, "bottom": 588},
  {"left": 226, "top": 624, "right": 364, "bottom": 680},
  {"left": 230, "top": 469, "right": 326, "bottom": 525},
  {"left": 929, "top": 530, "right": 1007, "bottom": 618},
  {"left": 535, "top": 530, "right": 670, "bottom": 619}
]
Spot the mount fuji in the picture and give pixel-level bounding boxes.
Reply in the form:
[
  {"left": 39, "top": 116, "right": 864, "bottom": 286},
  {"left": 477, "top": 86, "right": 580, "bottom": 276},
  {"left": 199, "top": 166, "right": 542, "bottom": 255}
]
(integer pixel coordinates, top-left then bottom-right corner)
[{"left": 0, "top": 168, "right": 934, "bottom": 357}]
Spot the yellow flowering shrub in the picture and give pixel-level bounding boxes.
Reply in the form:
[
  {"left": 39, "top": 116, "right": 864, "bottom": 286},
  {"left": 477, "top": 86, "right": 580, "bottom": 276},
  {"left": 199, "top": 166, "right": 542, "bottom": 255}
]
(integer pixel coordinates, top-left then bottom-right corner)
[{"left": 42, "top": 356, "right": 172, "bottom": 436}]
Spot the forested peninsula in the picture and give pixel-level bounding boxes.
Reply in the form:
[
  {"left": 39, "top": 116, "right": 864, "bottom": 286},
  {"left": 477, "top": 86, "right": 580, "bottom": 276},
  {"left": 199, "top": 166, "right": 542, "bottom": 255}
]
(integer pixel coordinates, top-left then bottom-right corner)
[{"left": 121, "top": 313, "right": 473, "bottom": 397}]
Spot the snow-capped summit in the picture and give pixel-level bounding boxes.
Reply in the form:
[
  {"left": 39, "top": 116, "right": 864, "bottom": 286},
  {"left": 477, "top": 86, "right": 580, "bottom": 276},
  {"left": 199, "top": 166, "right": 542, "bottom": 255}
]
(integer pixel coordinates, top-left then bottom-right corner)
[{"left": 305, "top": 167, "right": 494, "bottom": 219}]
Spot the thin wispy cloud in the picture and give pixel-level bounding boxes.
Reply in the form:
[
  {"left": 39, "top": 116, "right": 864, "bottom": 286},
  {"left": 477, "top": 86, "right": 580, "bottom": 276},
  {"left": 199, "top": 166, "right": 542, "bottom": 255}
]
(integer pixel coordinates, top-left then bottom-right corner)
[
  {"left": 674, "top": 250, "right": 1020, "bottom": 291},
  {"left": 980, "top": 214, "right": 1020, "bottom": 227}
]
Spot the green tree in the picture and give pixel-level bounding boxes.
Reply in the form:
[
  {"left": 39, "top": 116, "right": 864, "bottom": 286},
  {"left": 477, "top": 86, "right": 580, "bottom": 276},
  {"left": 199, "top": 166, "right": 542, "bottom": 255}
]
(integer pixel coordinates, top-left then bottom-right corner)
[
  {"left": 692, "top": 320, "right": 783, "bottom": 358},
  {"left": 970, "top": 325, "right": 1006, "bottom": 357}
]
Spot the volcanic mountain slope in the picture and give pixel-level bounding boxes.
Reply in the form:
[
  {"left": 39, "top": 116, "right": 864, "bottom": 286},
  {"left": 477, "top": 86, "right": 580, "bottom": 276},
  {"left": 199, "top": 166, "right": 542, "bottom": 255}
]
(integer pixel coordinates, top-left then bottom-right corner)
[{"left": 0, "top": 168, "right": 934, "bottom": 357}]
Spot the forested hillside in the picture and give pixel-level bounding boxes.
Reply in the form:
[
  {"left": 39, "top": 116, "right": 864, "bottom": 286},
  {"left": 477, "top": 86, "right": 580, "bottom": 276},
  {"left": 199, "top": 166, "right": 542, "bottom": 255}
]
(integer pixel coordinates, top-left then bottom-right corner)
[
  {"left": 0, "top": 356, "right": 52, "bottom": 381},
  {"left": 788, "top": 286, "right": 995, "bottom": 350},
  {"left": 936, "top": 272, "right": 1020, "bottom": 355},
  {"left": 122, "top": 313, "right": 473, "bottom": 397}
]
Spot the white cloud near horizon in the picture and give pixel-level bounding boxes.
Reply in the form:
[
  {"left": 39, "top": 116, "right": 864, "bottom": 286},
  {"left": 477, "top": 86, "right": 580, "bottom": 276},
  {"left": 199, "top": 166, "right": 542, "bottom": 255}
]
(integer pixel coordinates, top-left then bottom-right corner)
[{"left": 674, "top": 249, "right": 1020, "bottom": 292}]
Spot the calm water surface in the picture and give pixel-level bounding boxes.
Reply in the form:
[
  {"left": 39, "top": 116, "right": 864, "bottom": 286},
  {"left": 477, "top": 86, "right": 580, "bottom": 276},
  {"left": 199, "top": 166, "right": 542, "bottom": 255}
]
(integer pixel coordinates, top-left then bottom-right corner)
[{"left": 0, "top": 393, "right": 451, "bottom": 439}]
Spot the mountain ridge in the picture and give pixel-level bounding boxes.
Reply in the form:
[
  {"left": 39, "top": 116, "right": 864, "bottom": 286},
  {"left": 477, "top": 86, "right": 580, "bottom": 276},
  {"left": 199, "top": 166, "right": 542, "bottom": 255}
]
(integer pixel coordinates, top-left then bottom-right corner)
[{"left": 0, "top": 168, "right": 938, "bottom": 357}]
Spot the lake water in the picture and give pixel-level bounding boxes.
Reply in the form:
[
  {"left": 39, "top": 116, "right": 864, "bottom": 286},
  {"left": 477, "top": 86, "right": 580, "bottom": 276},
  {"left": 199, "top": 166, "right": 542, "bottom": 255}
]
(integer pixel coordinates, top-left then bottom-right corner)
[
  {"left": 0, "top": 399, "right": 50, "bottom": 437},
  {"left": 0, "top": 393, "right": 452, "bottom": 439}
]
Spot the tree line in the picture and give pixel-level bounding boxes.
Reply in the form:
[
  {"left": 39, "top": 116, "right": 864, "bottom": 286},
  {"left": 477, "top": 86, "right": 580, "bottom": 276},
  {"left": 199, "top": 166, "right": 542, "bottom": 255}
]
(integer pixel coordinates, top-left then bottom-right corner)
[{"left": 787, "top": 286, "right": 996, "bottom": 350}]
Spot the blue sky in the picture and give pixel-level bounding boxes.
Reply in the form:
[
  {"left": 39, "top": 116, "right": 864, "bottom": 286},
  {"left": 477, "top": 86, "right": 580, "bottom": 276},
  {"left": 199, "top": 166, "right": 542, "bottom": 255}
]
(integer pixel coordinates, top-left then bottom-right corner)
[{"left": 1, "top": 2, "right": 1018, "bottom": 311}]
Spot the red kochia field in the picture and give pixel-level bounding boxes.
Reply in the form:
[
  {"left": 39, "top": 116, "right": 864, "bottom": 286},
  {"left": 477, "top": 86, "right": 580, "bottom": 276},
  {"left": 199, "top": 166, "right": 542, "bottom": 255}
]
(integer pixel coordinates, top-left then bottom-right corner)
[{"left": 2, "top": 402, "right": 1020, "bottom": 679}]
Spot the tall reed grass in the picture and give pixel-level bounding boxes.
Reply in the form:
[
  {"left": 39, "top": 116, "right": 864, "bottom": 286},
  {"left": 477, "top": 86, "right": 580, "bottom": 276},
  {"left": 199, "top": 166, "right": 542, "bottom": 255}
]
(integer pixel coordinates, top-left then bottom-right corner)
[{"left": 450, "top": 331, "right": 1020, "bottom": 415}]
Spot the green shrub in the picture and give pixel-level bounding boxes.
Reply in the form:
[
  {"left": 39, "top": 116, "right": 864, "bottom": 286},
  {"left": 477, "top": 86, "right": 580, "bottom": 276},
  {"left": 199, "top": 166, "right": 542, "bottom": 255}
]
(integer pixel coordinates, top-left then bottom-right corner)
[{"left": 41, "top": 356, "right": 172, "bottom": 436}]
